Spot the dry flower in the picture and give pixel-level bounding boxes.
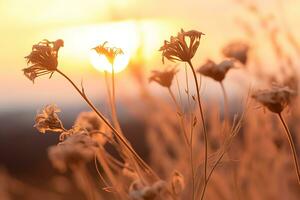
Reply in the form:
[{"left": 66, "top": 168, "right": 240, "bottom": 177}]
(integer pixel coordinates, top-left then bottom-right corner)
[
  {"left": 34, "top": 104, "right": 65, "bottom": 134},
  {"left": 252, "top": 86, "right": 296, "bottom": 113},
  {"left": 74, "top": 111, "right": 103, "bottom": 132},
  {"left": 48, "top": 131, "right": 99, "bottom": 172},
  {"left": 149, "top": 67, "right": 178, "bottom": 88},
  {"left": 23, "top": 39, "right": 64, "bottom": 82},
  {"left": 222, "top": 41, "right": 249, "bottom": 64},
  {"left": 170, "top": 171, "right": 185, "bottom": 195},
  {"left": 74, "top": 112, "right": 112, "bottom": 145},
  {"left": 159, "top": 29, "right": 204, "bottom": 63},
  {"left": 92, "top": 41, "right": 123, "bottom": 65},
  {"left": 197, "top": 59, "right": 234, "bottom": 82}
]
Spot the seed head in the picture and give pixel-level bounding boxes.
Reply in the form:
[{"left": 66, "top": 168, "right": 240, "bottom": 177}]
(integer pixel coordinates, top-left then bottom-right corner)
[
  {"left": 48, "top": 131, "right": 99, "bottom": 172},
  {"left": 197, "top": 59, "right": 234, "bottom": 82},
  {"left": 23, "top": 39, "right": 64, "bottom": 82},
  {"left": 222, "top": 41, "right": 249, "bottom": 65},
  {"left": 92, "top": 41, "right": 123, "bottom": 65},
  {"left": 149, "top": 67, "right": 178, "bottom": 88},
  {"left": 74, "top": 111, "right": 103, "bottom": 132},
  {"left": 159, "top": 29, "right": 204, "bottom": 63},
  {"left": 252, "top": 86, "right": 296, "bottom": 113},
  {"left": 34, "top": 104, "right": 65, "bottom": 134}
]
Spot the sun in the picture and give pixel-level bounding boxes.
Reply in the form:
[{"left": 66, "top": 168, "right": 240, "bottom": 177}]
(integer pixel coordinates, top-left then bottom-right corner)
[
  {"left": 89, "top": 49, "right": 130, "bottom": 73},
  {"left": 88, "top": 21, "right": 140, "bottom": 73}
]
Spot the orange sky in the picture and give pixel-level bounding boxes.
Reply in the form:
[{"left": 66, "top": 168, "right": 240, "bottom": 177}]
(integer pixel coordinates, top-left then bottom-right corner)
[{"left": 0, "top": 0, "right": 299, "bottom": 110}]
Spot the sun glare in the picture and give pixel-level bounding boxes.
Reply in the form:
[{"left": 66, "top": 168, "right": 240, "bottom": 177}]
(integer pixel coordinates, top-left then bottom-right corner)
[
  {"left": 89, "top": 50, "right": 130, "bottom": 73},
  {"left": 87, "top": 22, "right": 139, "bottom": 73},
  {"left": 47, "top": 20, "right": 176, "bottom": 73}
]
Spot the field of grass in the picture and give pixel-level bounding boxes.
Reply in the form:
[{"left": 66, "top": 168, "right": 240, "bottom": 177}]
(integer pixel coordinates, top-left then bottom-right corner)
[{"left": 1, "top": 0, "right": 300, "bottom": 199}]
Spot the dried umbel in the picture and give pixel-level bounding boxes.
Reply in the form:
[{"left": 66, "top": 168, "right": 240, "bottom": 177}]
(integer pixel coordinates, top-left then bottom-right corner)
[
  {"left": 92, "top": 41, "right": 123, "bottom": 65},
  {"left": 170, "top": 171, "right": 185, "bottom": 196},
  {"left": 149, "top": 67, "right": 178, "bottom": 88},
  {"left": 34, "top": 104, "right": 65, "bottom": 134},
  {"left": 252, "top": 86, "right": 296, "bottom": 113},
  {"left": 222, "top": 41, "right": 249, "bottom": 64},
  {"left": 197, "top": 59, "right": 234, "bottom": 82},
  {"left": 159, "top": 29, "right": 204, "bottom": 63},
  {"left": 74, "top": 111, "right": 103, "bottom": 132},
  {"left": 48, "top": 131, "right": 99, "bottom": 172},
  {"left": 23, "top": 39, "right": 64, "bottom": 82}
]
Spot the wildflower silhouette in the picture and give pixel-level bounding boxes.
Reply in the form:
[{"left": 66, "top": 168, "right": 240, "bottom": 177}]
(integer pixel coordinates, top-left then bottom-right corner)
[
  {"left": 198, "top": 59, "right": 235, "bottom": 134},
  {"left": 160, "top": 29, "right": 207, "bottom": 200},
  {"left": 92, "top": 41, "right": 123, "bottom": 65},
  {"left": 159, "top": 29, "right": 204, "bottom": 64},
  {"left": 198, "top": 59, "right": 234, "bottom": 82},
  {"left": 252, "top": 85, "right": 300, "bottom": 184},
  {"left": 23, "top": 39, "right": 64, "bottom": 82},
  {"left": 92, "top": 42, "right": 124, "bottom": 135},
  {"left": 149, "top": 67, "right": 178, "bottom": 88}
]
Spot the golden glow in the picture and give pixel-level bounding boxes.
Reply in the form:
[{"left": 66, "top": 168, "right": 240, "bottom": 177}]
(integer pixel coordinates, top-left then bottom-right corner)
[
  {"left": 88, "top": 21, "right": 140, "bottom": 73},
  {"left": 45, "top": 19, "right": 177, "bottom": 73},
  {"left": 89, "top": 50, "right": 130, "bottom": 73}
]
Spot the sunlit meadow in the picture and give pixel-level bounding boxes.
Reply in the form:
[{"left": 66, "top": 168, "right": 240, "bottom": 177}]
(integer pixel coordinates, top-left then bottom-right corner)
[{"left": 1, "top": 0, "right": 300, "bottom": 199}]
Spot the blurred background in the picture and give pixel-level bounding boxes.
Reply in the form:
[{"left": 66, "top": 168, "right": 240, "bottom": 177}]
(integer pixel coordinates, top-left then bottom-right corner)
[{"left": 0, "top": 0, "right": 300, "bottom": 198}]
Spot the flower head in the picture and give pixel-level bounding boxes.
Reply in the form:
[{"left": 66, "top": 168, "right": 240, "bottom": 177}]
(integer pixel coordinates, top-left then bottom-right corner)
[
  {"left": 74, "top": 111, "right": 103, "bottom": 132},
  {"left": 23, "top": 39, "right": 64, "bottom": 82},
  {"left": 74, "top": 111, "right": 111, "bottom": 145},
  {"left": 149, "top": 67, "right": 178, "bottom": 88},
  {"left": 48, "top": 131, "right": 99, "bottom": 172},
  {"left": 222, "top": 41, "right": 249, "bottom": 65},
  {"left": 34, "top": 104, "right": 65, "bottom": 134},
  {"left": 197, "top": 59, "right": 234, "bottom": 82},
  {"left": 252, "top": 86, "right": 296, "bottom": 113},
  {"left": 159, "top": 29, "right": 204, "bottom": 63},
  {"left": 92, "top": 41, "right": 123, "bottom": 65}
]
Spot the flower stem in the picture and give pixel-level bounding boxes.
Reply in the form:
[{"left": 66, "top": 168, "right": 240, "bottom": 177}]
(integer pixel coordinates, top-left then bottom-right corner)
[
  {"left": 105, "top": 69, "right": 122, "bottom": 134},
  {"left": 187, "top": 60, "right": 208, "bottom": 200},
  {"left": 168, "top": 87, "right": 189, "bottom": 146},
  {"left": 220, "top": 82, "right": 229, "bottom": 135},
  {"left": 55, "top": 69, "right": 157, "bottom": 179},
  {"left": 278, "top": 113, "right": 300, "bottom": 184},
  {"left": 111, "top": 64, "right": 122, "bottom": 132}
]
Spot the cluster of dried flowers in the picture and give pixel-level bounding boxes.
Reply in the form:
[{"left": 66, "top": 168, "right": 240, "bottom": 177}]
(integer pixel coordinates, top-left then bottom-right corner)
[{"left": 20, "top": 22, "right": 300, "bottom": 200}]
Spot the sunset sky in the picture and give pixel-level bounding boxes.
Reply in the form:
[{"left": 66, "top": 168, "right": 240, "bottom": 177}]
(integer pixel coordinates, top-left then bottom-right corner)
[{"left": 0, "top": 0, "right": 299, "bottom": 110}]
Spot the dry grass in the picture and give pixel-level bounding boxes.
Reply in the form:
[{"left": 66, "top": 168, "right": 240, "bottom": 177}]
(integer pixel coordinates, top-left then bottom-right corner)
[{"left": 2, "top": 1, "right": 300, "bottom": 199}]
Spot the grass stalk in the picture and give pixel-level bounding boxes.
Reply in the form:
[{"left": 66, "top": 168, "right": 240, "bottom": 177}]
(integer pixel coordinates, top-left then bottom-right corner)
[
  {"left": 55, "top": 69, "right": 157, "bottom": 180},
  {"left": 187, "top": 60, "right": 208, "bottom": 200}
]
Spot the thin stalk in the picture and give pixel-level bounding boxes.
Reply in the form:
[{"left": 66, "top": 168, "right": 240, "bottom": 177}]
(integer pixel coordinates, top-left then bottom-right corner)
[
  {"left": 278, "top": 113, "right": 300, "bottom": 184},
  {"left": 220, "top": 82, "right": 229, "bottom": 134},
  {"left": 55, "top": 69, "right": 157, "bottom": 179},
  {"left": 190, "top": 120, "right": 195, "bottom": 200},
  {"left": 168, "top": 87, "right": 189, "bottom": 145},
  {"left": 187, "top": 60, "right": 208, "bottom": 200},
  {"left": 168, "top": 86, "right": 194, "bottom": 198},
  {"left": 104, "top": 69, "right": 122, "bottom": 134},
  {"left": 110, "top": 64, "right": 122, "bottom": 132}
]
